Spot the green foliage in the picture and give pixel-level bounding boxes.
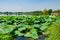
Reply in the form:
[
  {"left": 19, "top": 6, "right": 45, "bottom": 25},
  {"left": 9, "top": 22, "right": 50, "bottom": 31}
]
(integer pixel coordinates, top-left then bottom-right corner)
[
  {"left": 0, "top": 34, "right": 13, "bottom": 40},
  {"left": 42, "top": 9, "right": 48, "bottom": 15},
  {"left": 24, "top": 29, "right": 38, "bottom": 39},
  {"left": 0, "top": 23, "right": 16, "bottom": 34},
  {"left": 0, "top": 16, "right": 57, "bottom": 40},
  {"left": 48, "top": 9, "right": 52, "bottom": 15},
  {"left": 45, "top": 19, "right": 60, "bottom": 40}
]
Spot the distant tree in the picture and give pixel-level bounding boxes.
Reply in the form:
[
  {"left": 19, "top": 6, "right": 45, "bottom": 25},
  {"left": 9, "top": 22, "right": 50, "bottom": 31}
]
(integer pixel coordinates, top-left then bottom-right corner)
[
  {"left": 0, "top": 12, "right": 2, "bottom": 15},
  {"left": 4, "top": 12, "right": 8, "bottom": 15},
  {"left": 48, "top": 9, "right": 52, "bottom": 15},
  {"left": 43, "top": 8, "right": 48, "bottom": 15},
  {"left": 31, "top": 11, "right": 42, "bottom": 15}
]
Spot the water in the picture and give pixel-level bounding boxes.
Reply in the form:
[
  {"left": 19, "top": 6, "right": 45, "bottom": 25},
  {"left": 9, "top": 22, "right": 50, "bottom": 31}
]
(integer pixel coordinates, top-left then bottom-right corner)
[
  {"left": 14, "top": 35, "right": 45, "bottom": 40},
  {"left": 38, "top": 35, "right": 45, "bottom": 40},
  {"left": 14, "top": 37, "right": 28, "bottom": 40}
]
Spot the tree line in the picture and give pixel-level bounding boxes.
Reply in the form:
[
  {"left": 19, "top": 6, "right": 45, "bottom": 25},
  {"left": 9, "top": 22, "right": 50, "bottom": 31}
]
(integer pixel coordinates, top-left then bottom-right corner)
[{"left": 0, "top": 9, "right": 60, "bottom": 16}]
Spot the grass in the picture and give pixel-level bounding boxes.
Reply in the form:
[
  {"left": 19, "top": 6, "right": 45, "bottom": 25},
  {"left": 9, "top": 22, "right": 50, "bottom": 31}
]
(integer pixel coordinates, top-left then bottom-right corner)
[{"left": 45, "top": 20, "right": 60, "bottom": 40}]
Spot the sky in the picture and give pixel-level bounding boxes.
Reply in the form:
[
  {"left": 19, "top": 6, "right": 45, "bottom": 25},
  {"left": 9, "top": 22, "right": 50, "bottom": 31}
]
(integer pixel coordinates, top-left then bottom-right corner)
[{"left": 0, "top": 0, "right": 60, "bottom": 12}]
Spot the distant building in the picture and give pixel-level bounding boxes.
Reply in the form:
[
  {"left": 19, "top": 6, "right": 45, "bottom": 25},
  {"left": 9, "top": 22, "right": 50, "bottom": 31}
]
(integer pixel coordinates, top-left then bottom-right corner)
[{"left": 51, "top": 13, "right": 60, "bottom": 16}]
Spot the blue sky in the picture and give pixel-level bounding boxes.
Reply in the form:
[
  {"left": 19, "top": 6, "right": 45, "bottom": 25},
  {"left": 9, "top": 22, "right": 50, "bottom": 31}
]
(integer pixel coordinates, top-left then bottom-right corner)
[{"left": 0, "top": 0, "right": 60, "bottom": 12}]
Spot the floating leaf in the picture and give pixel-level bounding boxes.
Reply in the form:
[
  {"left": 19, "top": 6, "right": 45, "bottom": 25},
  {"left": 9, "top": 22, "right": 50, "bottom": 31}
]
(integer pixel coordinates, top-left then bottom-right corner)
[
  {"left": 30, "top": 29, "right": 38, "bottom": 39},
  {"left": 15, "top": 31, "right": 24, "bottom": 36}
]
